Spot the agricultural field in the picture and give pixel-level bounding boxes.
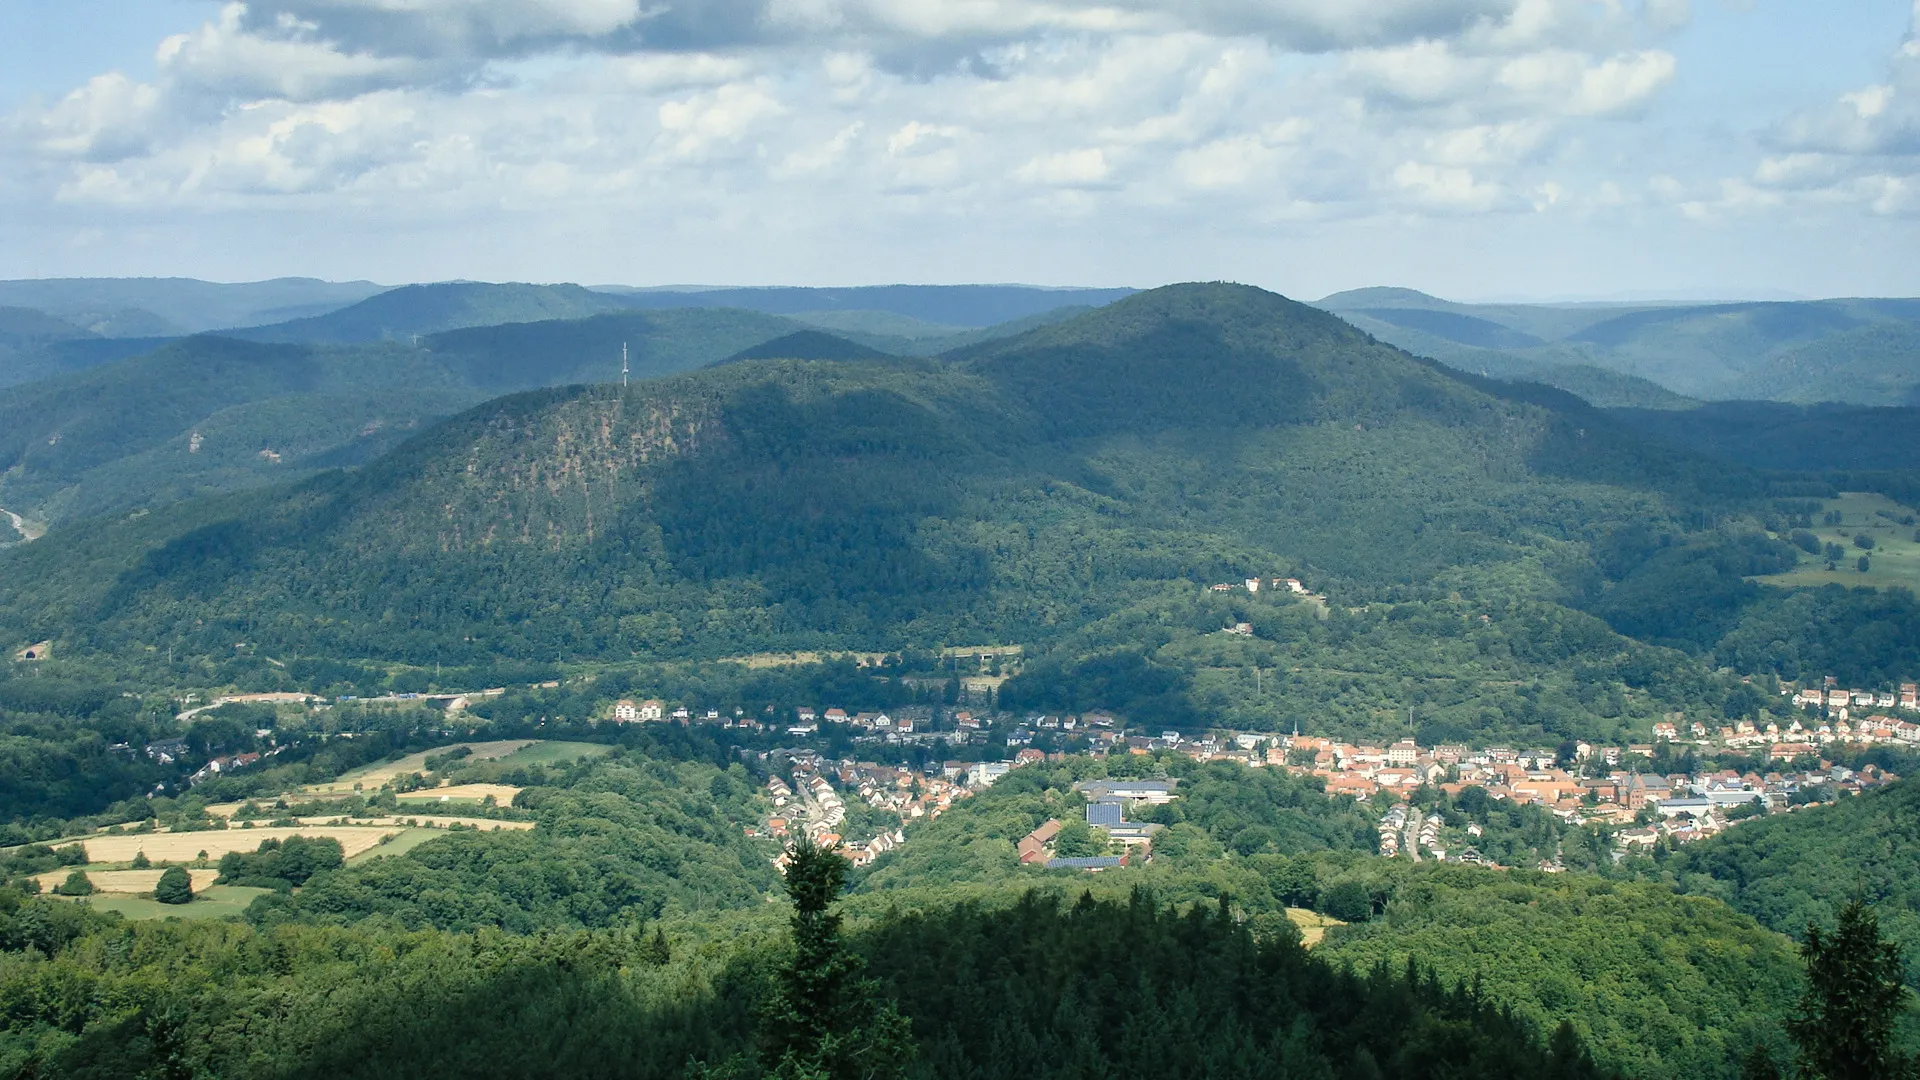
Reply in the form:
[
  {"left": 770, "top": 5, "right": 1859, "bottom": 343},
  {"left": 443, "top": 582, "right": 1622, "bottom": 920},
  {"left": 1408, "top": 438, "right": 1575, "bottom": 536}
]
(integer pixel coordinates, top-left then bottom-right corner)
[
  {"left": 307, "top": 739, "right": 540, "bottom": 793},
  {"left": 33, "top": 867, "right": 221, "bottom": 894},
  {"left": 296, "top": 813, "right": 531, "bottom": 831},
  {"left": 75, "top": 826, "right": 399, "bottom": 863},
  {"left": 72, "top": 885, "right": 272, "bottom": 920},
  {"left": 1758, "top": 492, "right": 1920, "bottom": 592},
  {"left": 344, "top": 827, "right": 445, "bottom": 866},
  {"left": 487, "top": 741, "right": 611, "bottom": 768},
  {"left": 1287, "top": 907, "right": 1344, "bottom": 948},
  {"left": 395, "top": 783, "right": 523, "bottom": 805}
]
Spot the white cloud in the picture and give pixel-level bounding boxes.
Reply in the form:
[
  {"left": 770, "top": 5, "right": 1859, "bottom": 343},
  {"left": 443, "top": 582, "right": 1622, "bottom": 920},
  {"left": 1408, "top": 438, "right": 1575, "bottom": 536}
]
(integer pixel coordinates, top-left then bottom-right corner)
[
  {"left": 1734, "top": 1, "right": 1920, "bottom": 215},
  {"left": 1016, "top": 146, "right": 1110, "bottom": 185},
  {"left": 25, "top": 74, "right": 170, "bottom": 162},
  {"left": 1393, "top": 159, "right": 1503, "bottom": 209},
  {"left": 656, "top": 82, "right": 785, "bottom": 156},
  {"left": 158, "top": 4, "right": 438, "bottom": 101},
  {"left": 35, "top": 0, "right": 1920, "bottom": 294}
]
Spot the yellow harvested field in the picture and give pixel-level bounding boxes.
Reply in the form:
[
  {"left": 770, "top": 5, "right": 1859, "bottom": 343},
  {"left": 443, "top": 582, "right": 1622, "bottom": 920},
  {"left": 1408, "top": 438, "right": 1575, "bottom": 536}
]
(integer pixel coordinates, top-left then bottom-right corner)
[
  {"left": 1287, "top": 907, "right": 1344, "bottom": 948},
  {"left": 395, "top": 783, "right": 522, "bottom": 804},
  {"left": 76, "top": 827, "right": 398, "bottom": 864},
  {"left": 312, "top": 740, "right": 538, "bottom": 793},
  {"left": 295, "top": 815, "right": 532, "bottom": 831},
  {"left": 35, "top": 868, "right": 221, "bottom": 894}
]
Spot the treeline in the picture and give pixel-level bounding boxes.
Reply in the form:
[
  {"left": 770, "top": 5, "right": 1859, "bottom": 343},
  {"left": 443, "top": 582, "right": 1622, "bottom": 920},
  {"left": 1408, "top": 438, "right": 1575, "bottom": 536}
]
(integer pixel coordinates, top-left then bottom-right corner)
[
  {"left": 1000, "top": 588, "right": 1798, "bottom": 745},
  {"left": 0, "top": 862, "right": 1619, "bottom": 1080},
  {"left": 1660, "top": 776, "right": 1920, "bottom": 989}
]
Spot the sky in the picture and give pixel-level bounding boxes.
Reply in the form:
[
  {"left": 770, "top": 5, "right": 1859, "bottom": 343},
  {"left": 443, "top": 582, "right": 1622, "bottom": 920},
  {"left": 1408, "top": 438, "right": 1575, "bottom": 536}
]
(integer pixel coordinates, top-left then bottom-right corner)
[{"left": 1, "top": 0, "right": 1917, "bottom": 300}]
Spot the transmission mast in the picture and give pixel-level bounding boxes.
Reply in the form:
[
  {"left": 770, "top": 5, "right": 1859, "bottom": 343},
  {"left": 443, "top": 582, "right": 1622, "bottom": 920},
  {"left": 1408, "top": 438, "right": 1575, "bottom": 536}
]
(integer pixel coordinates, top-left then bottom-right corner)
[{"left": 621, "top": 342, "right": 629, "bottom": 388}]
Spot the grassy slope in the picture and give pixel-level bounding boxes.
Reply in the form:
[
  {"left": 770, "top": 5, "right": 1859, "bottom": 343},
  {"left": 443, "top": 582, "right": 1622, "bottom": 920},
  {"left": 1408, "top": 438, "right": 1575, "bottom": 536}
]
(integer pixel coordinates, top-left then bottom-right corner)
[{"left": 1753, "top": 492, "right": 1920, "bottom": 593}]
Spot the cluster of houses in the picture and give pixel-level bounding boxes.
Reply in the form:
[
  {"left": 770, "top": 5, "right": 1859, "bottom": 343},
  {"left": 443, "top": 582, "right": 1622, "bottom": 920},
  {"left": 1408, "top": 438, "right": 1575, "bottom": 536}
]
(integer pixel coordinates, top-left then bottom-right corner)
[
  {"left": 1378, "top": 805, "right": 1497, "bottom": 865},
  {"left": 1281, "top": 730, "right": 1900, "bottom": 861},
  {"left": 1014, "top": 778, "right": 1179, "bottom": 871},
  {"left": 761, "top": 752, "right": 973, "bottom": 869},
  {"left": 613, "top": 699, "right": 940, "bottom": 741}
]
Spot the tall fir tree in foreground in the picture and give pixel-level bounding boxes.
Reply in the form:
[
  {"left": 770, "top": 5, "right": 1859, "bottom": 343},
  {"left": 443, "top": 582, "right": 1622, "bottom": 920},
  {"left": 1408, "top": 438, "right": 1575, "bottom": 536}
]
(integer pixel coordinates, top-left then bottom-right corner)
[
  {"left": 761, "top": 838, "right": 913, "bottom": 1080},
  {"left": 1787, "top": 897, "right": 1914, "bottom": 1080}
]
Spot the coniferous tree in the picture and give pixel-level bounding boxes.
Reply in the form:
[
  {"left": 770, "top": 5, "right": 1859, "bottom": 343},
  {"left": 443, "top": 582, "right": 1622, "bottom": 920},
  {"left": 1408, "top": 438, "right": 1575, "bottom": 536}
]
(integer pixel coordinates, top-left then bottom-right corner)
[
  {"left": 1786, "top": 898, "right": 1912, "bottom": 1080},
  {"left": 761, "top": 838, "right": 912, "bottom": 1080},
  {"left": 644, "top": 926, "right": 671, "bottom": 966}
]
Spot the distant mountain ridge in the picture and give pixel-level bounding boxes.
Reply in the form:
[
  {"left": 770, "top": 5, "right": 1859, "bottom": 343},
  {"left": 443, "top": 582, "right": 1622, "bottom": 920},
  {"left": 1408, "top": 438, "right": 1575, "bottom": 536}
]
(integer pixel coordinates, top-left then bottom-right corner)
[
  {"left": 1318, "top": 287, "right": 1920, "bottom": 404},
  {"left": 229, "top": 281, "right": 1136, "bottom": 345},
  {"left": 0, "top": 277, "right": 386, "bottom": 335}
]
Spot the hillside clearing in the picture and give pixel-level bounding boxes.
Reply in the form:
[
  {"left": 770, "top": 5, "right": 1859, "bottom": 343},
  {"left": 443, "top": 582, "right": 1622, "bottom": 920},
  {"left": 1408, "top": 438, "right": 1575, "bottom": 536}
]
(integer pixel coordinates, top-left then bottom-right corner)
[
  {"left": 489, "top": 741, "right": 611, "bottom": 767},
  {"left": 309, "top": 739, "right": 539, "bottom": 793},
  {"left": 1287, "top": 907, "right": 1344, "bottom": 948},
  {"left": 1757, "top": 492, "right": 1920, "bottom": 593},
  {"left": 64, "top": 885, "right": 271, "bottom": 920}
]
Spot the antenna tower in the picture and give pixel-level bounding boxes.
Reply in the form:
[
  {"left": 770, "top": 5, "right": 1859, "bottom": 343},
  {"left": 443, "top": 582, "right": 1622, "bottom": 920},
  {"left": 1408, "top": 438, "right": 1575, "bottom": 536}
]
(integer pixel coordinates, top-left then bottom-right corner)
[{"left": 621, "top": 342, "right": 630, "bottom": 388}]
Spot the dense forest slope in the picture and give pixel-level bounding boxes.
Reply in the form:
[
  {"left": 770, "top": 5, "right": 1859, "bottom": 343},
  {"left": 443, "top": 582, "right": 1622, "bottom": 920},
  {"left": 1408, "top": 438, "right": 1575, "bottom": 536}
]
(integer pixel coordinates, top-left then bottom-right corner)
[
  {"left": 0, "top": 309, "right": 802, "bottom": 525},
  {"left": 0, "top": 878, "right": 1612, "bottom": 1080},
  {"left": 1607, "top": 401, "right": 1920, "bottom": 473},
  {"left": 1, "top": 284, "right": 1915, "bottom": 741},
  {"left": 1669, "top": 777, "right": 1920, "bottom": 982},
  {"left": 0, "top": 284, "right": 1723, "bottom": 661}
]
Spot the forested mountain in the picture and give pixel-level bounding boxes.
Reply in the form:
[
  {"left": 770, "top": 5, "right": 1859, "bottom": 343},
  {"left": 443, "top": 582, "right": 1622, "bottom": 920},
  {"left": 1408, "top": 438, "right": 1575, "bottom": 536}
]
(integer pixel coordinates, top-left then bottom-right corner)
[
  {"left": 1319, "top": 288, "right": 1920, "bottom": 404},
  {"left": 0, "top": 306, "right": 180, "bottom": 390},
  {"left": 1730, "top": 322, "right": 1920, "bottom": 405},
  {"left": 231, "top": 282, "right": 649, "bottom": 344},
  {"left": 0, "top": 283, "right": 1696, "bottom": 661},
  {"left": 0, "top": 309, "right": 802, "bottom": 526},
  {"left": 593, "top": 283, "right": 1135, "bottom": 326},
  {"left": 3, "top": 283, "right": 1912, "bottom": 747}
]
